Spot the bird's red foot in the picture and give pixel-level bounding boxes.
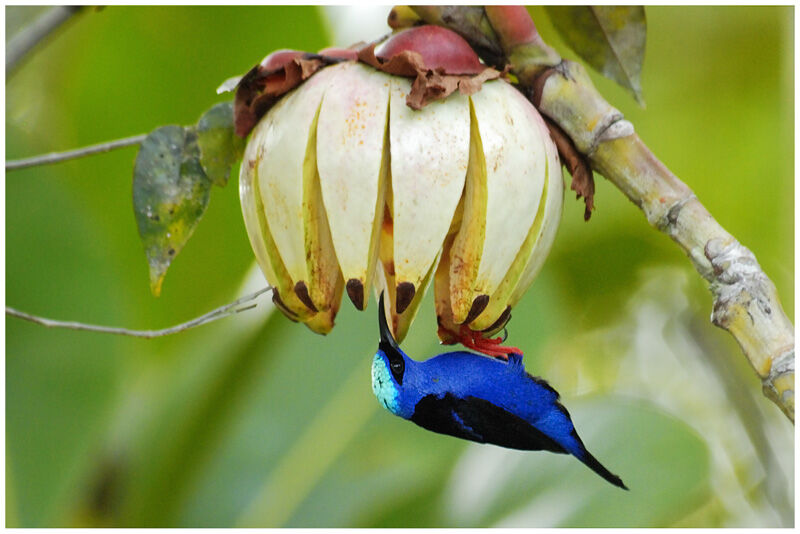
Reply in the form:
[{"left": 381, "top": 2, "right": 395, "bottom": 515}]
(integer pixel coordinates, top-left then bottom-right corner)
[{"left": 456, "top": 325, "right": 523, "bottom": 360}]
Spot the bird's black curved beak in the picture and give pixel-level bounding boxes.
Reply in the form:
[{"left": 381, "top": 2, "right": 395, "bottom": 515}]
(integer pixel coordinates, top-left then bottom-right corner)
[{"left": 378, "top": 291, "right": 401, "bottom": 352}]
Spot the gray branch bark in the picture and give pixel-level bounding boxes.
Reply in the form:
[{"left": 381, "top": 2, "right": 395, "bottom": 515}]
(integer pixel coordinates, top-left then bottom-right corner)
[
  {"left": 6, "top": 133, "right": 146, "bottom": 171},
  {"left": 6, "top": 6, "right": 84, "bottom": 76},
  {"left": 6, "top": 287, "right": 273, "bottom": 339}
]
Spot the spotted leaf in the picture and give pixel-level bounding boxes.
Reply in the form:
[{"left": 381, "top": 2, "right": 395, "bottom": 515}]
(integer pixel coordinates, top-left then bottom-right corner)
[{"left": 133, "top": 125, "right": 212, "bottom": 296}]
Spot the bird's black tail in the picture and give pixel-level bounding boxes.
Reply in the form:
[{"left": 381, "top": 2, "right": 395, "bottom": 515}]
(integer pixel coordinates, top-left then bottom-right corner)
[
  {"left": 568, "top": 428, "right": 627, "bottom": 489},
  {"left": 579, "top": 449, "right": 628, "bottom": 490}
]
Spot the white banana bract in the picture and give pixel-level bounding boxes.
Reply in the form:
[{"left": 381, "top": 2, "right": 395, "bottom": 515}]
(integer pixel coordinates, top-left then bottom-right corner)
[
  {"left": 239, "top": 37, "right": 563, "bottom": 341},
  {"left": 389, "top": 77, "right": 470, "bottom": 316},
  {"left": 317, "top": 63, "right": 391, "bottom": 312}
]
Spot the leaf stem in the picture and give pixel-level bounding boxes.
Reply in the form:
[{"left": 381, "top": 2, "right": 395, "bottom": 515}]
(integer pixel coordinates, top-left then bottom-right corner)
[
  {"left": 6, "top": 6, "right": 84, "bottom": 76},
  {"left": 6, "top": 286, "right": 273, "bottom": 339},
  {"left": 6, "top": 133, "right": 148, "bottom": 171}
]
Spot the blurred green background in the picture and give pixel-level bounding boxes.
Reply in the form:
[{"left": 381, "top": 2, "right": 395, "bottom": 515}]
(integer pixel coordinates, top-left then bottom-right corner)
[{"left": 5, "top": 6, "right": 793, "bottom": 527}]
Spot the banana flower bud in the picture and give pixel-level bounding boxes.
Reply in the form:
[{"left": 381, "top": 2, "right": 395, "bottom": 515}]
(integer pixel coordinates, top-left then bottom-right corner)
[{"left": 237, "top": 25, "right": 563, "bottom": 346}]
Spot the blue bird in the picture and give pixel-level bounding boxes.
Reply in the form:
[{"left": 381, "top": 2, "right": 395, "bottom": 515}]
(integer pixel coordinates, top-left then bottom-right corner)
[{"left": 372, "top": 292, "right": 627, "bottom": 489}]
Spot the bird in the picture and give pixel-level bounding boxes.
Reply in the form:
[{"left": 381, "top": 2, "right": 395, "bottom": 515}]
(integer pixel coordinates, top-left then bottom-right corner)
[{"left": 372, "top": 292, "right": 627, "bottom": 489}]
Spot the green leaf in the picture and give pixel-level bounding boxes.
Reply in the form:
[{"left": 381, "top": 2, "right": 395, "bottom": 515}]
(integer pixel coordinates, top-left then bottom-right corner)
[
  {"left": 133, "top": 125, "right": 212, "bottom": 296},
  {"left": 196, "top": 101, "right": 245, "bottom": 187},
  {"left": 546, "top": 6, "right": 646, "bottom": 105}
]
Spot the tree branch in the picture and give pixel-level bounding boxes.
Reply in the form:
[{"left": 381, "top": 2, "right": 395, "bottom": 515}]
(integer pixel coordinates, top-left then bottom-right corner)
[
  {"left": 6, "top": 6, "right": 84, "bottom": 76},
  {"left": 414, "top": 6, "right": 795, "bottom": 422},
  {"left": 6, "top": 287, "right": 273, "bottom": 339},
  {"left": 6, "top": 133, "right": 147, "bottom": 171}
]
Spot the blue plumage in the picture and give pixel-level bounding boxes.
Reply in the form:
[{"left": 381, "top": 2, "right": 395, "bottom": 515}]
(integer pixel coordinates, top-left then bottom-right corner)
[{"left": 372, "top": 293, "right": 627, "bottom": 490}]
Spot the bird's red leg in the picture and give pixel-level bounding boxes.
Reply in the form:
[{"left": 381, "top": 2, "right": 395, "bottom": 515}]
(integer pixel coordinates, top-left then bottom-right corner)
[{"left": 456, "top": 325, "right": 523, "bottom": 360}]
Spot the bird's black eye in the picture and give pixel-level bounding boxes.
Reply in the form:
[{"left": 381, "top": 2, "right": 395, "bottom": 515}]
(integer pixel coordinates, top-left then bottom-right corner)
[{"left": 390, "top": 359, "right": 404, "bottom": 380}]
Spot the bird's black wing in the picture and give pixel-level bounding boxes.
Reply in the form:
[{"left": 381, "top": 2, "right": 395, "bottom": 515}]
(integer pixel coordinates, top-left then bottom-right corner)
[{"left": 410, "top": 393, "right": 567, "bottom": 454}]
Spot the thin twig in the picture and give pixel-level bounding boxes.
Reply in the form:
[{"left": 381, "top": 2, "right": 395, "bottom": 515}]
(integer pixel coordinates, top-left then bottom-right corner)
[
  {"left": 6, "top": 286, "right": 273, "bottom": 339},
  {"left": 6, "top": 6, "right": 84, "bottom": 76},
  {"left": 6, "top": 133, "right": 147, "bottom": 171}
]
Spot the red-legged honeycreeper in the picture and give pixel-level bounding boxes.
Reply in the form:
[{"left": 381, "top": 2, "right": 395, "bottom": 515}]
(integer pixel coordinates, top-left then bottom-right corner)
[{"left": 372, "top": 292, "right": 627, "bottom": 490}]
